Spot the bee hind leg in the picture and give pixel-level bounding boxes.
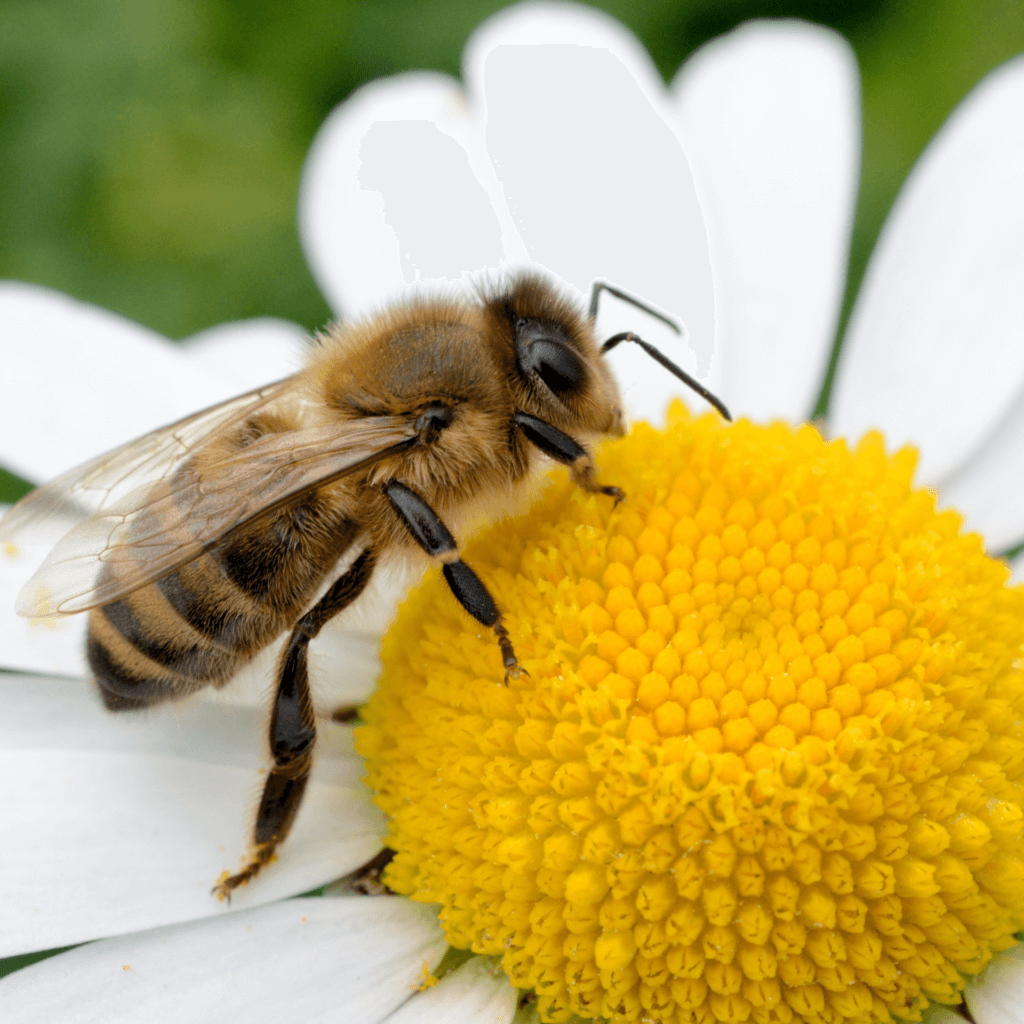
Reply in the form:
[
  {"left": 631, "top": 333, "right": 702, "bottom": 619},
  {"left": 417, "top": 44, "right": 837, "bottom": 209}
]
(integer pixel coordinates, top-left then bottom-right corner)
[
  {"left": 213, "top": 547, "right": 377, "bottom": 900},
  {"left": 383, "top": 481, "right": 525, "bottom": 684}
]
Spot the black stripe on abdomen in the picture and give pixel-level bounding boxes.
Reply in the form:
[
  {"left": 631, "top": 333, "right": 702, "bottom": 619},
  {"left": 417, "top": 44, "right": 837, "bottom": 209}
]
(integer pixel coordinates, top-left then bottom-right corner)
[
  {"left": 100, "top": 599, "right": 219, "bottom": 680},
  {"left": 87, "top": 632, "right": 175, "bottom": 711},
  {"left": 215, "top": 513, "right": 302, "bottom": 602},
  {"left": 156, "top": 565, "right": 248, "bottom": 648},
  {"left": 214, "top": 507, "right": 359, "bottom": 608}
]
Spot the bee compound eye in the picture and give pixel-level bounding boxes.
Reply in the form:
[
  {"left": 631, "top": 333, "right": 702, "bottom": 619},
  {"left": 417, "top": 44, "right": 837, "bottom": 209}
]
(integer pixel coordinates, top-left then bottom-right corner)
[{"left": 523, "top": 338, "right": 586, "bottom": 396}]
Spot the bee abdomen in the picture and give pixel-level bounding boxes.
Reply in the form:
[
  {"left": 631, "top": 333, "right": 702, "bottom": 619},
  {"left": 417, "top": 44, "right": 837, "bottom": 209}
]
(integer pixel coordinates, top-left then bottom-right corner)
[
  {"left": 86, "top": 627, "right": 192, "bottom": 711},
  {"left": 156, "top": 563, "right": 249, "bottom": 648},
  {"left": 87, "top": 552, "right": 266, "bottom": 712},
  {"left": 99, "top": 598, "right": 222, "bottom": 676},
  {"left": 87, "top": 507, "right": 360, "bottom": 713}
]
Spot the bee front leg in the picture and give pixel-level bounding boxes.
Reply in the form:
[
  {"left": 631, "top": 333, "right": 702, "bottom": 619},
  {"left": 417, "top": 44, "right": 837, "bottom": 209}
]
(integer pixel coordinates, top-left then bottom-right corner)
[
  {"left": 383, "top": 481, "right": 524, "bottom": 683},
  {"left": 514, "top": 411, "right": 624, "bottom": 504},
  {"left": 213, "top": 548, "right": 377, "bottom": 899}
]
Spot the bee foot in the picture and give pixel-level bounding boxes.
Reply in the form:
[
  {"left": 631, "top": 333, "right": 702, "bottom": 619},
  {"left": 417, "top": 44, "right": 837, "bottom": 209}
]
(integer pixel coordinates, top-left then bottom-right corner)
[
  {"left": 571, "top": 459, "right": 623, "bottom": 505},
  {"left": 211, "top": 871, "right": 235, "bottom": 903},
  {"left": 494, "top": 624, "right": 525, "bottom": 686},
  {"left": 212, "top": 848, "right": 274, "bottom": 900},
  {"left": 504, "top": 663, "right": 529, "bottom": 685}
]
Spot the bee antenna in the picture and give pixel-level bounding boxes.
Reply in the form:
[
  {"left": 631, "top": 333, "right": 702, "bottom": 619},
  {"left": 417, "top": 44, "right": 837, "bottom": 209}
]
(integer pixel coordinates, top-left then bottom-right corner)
[
  {"left": 588, "top": 280, "right": 681, "bottom": 335},
  {"left": 601, "top": 332, "right": 732, "bottom": 421}
]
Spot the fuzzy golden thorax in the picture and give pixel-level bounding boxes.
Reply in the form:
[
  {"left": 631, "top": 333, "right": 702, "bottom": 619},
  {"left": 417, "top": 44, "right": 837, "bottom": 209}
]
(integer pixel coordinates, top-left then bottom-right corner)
[{"left": 300, "top": 274, "right": 625, "bottom": 549}]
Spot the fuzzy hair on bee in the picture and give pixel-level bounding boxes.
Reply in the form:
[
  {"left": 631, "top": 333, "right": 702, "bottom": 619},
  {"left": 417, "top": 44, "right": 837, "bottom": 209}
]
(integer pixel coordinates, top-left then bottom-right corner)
[{"left": 0, "top": 270, "right": 730, "bottom": 898}]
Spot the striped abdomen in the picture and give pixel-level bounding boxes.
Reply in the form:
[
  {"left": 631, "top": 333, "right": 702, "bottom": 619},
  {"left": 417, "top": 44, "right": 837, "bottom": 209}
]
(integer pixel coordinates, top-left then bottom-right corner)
[{"left": 87, "top": 499, "right": 358, "bottom": 712}]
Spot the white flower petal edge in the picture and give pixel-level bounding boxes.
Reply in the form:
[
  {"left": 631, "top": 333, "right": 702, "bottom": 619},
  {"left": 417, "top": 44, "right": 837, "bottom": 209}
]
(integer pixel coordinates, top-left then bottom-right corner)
[
  {"left": 383, "top": 956, "right": 517, "bottom": 1024},
  {"left": 0, "top": 284, "right": 242, "bottom": 483},
  {"left": 1, "top": 674, "right": 385, "bottom": 956},
  {"left": 831, "top": 54, "right": 1024, "bottom": 485},
  {"left": 300, "top": 0, "right": 717, "bottom": 425},
  {"left": 0, "top": 896, "right": 446, "bottom": 1024},
  {"left": 181, "top": 317, "right": 310, "bottom": 391},
  {"left": 673, "top": 20, "right": 860, "bottom": 423},
  {"left": 965, "top": 942, "right": 1024, "bottom": 1024}
]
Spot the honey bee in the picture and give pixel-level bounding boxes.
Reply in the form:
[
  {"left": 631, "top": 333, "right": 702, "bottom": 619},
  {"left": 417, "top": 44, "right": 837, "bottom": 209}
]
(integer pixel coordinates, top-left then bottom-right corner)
[{"left": 0, "top": 272, "right": 730, "bottom": 897}]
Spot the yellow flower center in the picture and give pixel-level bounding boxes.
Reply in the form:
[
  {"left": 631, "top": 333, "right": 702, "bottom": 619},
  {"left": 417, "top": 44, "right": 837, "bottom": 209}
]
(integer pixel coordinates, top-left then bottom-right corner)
[{"left": 356, "top": 405, "right": 1024, "bottom": 1024}]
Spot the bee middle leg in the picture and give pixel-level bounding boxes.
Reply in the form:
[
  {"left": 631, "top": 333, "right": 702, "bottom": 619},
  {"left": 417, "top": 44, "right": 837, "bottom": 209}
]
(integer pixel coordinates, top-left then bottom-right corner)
[
  {"left": 383, "top": 481, "right": 524, "bottom": 683},
  {"left": 213, "top": 547, "right": 377, "bottom": 899},
  {"left": 514, "top": 411, "right": 624, "bottom": 503}
]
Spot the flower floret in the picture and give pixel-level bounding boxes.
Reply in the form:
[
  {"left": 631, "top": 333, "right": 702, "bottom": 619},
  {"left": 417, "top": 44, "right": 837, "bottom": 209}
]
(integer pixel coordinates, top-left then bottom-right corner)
[{"left": 357, "top": 404, "right": 1024, "bottom": 1024}]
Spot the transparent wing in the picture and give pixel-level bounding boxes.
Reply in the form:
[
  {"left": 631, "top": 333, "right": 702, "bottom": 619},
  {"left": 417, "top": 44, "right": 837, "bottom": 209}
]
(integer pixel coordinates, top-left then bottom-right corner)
[
  {"left": 0, "top": 377, "right": 297, "bottom": 543},
  {"left": 12, "top": 416, "right": 418, "bottom": 618}
]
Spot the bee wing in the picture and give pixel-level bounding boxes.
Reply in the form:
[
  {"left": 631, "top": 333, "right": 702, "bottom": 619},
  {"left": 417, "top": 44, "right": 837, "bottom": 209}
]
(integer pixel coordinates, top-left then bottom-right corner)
[
  {"left": 16, "top": 415, "right": 419, "bottom": 617},
  {"left": 0, "top": 377, "right": 298, "bottom": 543}
]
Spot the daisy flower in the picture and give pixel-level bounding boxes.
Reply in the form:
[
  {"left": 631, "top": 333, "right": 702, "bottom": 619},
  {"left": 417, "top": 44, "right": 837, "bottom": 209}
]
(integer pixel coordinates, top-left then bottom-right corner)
[{"left": 2, "top": 3, "right": 1024, "bottom": 1022}]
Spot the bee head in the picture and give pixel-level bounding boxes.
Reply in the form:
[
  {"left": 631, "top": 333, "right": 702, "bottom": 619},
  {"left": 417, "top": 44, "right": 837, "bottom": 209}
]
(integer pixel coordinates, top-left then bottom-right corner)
[{"left": 483, "top": 273, "right": 623, "bottom": 439}]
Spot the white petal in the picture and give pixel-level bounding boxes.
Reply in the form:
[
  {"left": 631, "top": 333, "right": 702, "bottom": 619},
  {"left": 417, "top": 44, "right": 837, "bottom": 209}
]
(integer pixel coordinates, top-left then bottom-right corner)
[
  {"left": 965, "top": 943, "right": 1024, "bottom": 1024},
  {"left": 306, "top": 630, "right": 383, "bottom": 710},
  {"left": 466, "top": 3, "right": 716, "bottom": 420},
  {"left": 1, "top": 675, "right": 385, "bottom": 955},
  {"left": 4, "top": 674, "right": 264, "bottom": 766},
  {"left": 1, "top": 522, "right": 88, "bottom": 677},
  {"left": 0, "top": 896, "right": 446, "bottom": 1024},
  {"left": 832, "top": 54, "right": 1024, "bottom": 484},
  {"left": 937, "top": 386, "right": 1024, "bottom": 550},
  {"left": 181, "top": 318, "right": 310, "bottom": 390},
  {"left": 384, "top": 956, "right": 517, "bottom": 1024},
  {"left": 0, "top": 284, "right": 244, "bottom": 483},
  {"left": 300, "top": 72, "right": 507, "bottom": 320},
  {"left": 673, "top": 20, "right": 860, "bottom": 422}
]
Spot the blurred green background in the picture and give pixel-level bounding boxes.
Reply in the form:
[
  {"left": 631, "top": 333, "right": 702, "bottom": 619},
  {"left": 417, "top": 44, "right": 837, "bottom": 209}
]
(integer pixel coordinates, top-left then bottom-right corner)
[{"left": 1, "top": 0, "right": 1023, "bottom": 506}]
